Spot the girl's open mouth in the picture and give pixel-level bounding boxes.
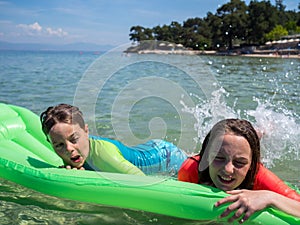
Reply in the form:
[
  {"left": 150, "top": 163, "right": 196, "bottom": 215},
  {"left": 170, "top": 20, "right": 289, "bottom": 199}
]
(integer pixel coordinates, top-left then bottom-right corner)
[{"left": 218, "top": 175, "right": 234, "bottom": 184}]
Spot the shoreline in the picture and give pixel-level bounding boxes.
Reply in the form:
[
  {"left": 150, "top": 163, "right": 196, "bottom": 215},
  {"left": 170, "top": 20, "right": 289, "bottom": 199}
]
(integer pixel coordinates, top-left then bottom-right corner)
[
  {"left": 240, "top": 53, "right": 300, "bottom": 59},
  {"left": 134, "top": 49, "right": 214, "bottom": 55},
  {"left": 131, "top": 49, "right": 300, "bottom": 59}
]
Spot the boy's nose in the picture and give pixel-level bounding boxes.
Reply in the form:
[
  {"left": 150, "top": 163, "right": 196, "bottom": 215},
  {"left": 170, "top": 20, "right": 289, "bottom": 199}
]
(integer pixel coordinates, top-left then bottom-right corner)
[{"left": 65, "top": 141, "right": 75, "bottom": 153}]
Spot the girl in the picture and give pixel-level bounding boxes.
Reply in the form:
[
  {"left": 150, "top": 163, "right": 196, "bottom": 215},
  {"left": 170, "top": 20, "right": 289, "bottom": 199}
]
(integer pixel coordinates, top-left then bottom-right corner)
[{"left": 178, "top": 119, "right": 300, "bottom": 222}]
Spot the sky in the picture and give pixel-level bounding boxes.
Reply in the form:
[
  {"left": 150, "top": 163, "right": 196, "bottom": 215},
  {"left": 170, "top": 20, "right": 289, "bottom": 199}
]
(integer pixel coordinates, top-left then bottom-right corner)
[{"left": 0, "top": 0, "right": 298, "bottom": 46}]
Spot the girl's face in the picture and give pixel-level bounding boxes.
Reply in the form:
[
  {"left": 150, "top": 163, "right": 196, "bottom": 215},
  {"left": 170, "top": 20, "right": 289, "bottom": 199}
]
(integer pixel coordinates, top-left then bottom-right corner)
[
  {"left": 48, "top": 122, "right": 89, "bottom": 168},
  {"left": 208, "top": 134, "right": 252, "bottom": 191}
]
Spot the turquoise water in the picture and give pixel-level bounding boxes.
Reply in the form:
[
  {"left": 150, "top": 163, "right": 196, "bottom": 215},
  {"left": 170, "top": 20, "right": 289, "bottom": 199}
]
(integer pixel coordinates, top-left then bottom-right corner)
[{"left": 0, "top": 48, "right": 299, "bottom": 224}]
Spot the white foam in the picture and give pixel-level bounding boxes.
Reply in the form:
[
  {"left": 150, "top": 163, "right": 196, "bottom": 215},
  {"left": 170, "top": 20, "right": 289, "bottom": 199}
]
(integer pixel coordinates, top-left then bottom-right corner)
[{"left": 182, "top": 88, "right": 300, "bottom": 167}]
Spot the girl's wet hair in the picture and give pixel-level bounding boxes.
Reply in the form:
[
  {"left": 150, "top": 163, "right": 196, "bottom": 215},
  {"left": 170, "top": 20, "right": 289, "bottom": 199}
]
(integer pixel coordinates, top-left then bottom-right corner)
[
  {"left": 40, "top": 104, "right": 85, "bottom": 140},
  {"left": 198, "top": 118, "right": 260, "bottom": 189}
]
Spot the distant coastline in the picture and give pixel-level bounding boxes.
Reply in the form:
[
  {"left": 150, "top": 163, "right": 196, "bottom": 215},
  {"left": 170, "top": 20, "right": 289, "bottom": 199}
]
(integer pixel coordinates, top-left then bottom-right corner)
[
  {"left": 130, "top": 49, "right": 300, "bottom": 59},
  {"left": 125, "top": 40, "right": 300, "bottom": 59},
  {"left": 1, "top": 40, "right": 299, "bottom": 59}
]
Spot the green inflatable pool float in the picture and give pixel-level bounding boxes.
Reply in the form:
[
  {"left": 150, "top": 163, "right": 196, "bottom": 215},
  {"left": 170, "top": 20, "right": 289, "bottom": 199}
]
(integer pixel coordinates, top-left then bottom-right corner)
[{"left": 0, "top": 103, "right": 299, "bottom": 224}]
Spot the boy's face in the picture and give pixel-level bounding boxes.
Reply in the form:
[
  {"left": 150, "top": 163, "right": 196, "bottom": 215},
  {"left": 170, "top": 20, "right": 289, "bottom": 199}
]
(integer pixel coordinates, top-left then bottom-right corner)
[{"left": 48, "top": 122, "right": 89, "bottom": 168}]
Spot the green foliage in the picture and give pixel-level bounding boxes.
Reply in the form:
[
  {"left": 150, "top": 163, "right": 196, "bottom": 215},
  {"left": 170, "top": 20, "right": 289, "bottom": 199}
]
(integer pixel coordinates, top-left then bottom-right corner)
[
  {"left": 247, "top": 1, "right": 279, "bottom": 44},
  {"left": 129, "top": 26, "right": 154, "bottom": 42},
  {"left": 128, "top": 0, "right": 300, "bottom": 50},
  {"left": 265, "top": 25, "right": 288, "bottom": 41},
  {"left": 284, "top": 21, "right": 300, "bottom": 34},
  {"left": 216, "top": 0, "right": 248, "bottom": 49}
]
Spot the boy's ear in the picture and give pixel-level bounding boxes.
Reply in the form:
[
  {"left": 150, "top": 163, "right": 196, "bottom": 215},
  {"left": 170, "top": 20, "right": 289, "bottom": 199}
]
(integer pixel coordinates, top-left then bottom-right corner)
[{"left": 84, "top": 124, "right": 89, "bottom": 134}]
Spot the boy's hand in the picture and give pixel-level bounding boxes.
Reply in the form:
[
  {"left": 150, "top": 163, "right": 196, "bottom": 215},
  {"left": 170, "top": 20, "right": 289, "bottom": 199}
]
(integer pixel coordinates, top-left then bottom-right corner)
[{"left": 59, "top": 165, "right": 85, "bottom": 170}]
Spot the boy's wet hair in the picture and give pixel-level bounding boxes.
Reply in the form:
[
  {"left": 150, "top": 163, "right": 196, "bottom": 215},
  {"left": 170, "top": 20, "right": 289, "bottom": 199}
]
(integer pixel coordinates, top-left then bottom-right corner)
[{"left": 40, "top": 104, "right": 85, "bottom": 140}]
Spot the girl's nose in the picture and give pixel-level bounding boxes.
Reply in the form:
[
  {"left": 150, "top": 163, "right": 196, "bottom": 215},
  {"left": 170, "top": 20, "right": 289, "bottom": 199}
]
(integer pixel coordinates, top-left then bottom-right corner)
[{"left": 224, "top": 161, "right": 234, "bottom": 174}]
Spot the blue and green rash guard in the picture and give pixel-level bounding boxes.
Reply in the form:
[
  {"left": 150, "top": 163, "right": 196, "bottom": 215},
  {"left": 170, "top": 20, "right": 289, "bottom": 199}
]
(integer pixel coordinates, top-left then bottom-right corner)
[{"left": 84, "top": 136, "right": 187, "bottom": 176}]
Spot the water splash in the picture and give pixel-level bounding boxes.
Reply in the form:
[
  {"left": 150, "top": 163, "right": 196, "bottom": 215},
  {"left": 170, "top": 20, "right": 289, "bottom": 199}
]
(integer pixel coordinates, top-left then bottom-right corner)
[
  {"left": 246, "top": 97, "right": 300, "bottom": 167},
  {"left": 182, "top": 88, "right": 300, "bottom": 168},
  {"left": 181, "top": 88, "right": 236, "bottom": 146}
]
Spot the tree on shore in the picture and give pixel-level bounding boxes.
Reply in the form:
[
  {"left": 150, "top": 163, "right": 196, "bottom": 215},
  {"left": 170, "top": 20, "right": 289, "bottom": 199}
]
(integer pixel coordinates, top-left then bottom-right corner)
[
  {"left": 247, "top": 1, "right": 279, "bottom": 45},
  {"left": 129, "top": 0, "right": 300, "bottom": 50},
  {"left": 216, "top": 0, "right": 248, "bottom": 49}
]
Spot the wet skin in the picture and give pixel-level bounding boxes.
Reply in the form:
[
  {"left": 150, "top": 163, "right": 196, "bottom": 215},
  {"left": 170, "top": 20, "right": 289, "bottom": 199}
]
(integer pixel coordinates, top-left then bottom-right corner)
[
  {"left": 48, "top": 123, "right": 90, "bottom": 169},
  {"left": 208, "top": 134, "right": 252, "bottom": 191}
]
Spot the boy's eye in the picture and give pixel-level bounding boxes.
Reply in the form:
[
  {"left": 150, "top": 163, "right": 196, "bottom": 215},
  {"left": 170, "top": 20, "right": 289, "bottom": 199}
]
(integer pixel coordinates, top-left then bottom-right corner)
[
  {"left": 54, "top": 143, "right": 65, "bottom": 153},
  {"left": 70, "top": 137, "right": 79, "bottom": 144},
  {"left": 54, "top": 143, "right": 64, "bottom": 149}
]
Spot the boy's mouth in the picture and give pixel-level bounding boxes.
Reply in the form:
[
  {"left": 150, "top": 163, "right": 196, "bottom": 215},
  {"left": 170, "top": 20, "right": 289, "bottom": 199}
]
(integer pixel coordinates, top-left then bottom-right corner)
[{"left": 71, "top": 155, "right": 81, "bottom": 163}]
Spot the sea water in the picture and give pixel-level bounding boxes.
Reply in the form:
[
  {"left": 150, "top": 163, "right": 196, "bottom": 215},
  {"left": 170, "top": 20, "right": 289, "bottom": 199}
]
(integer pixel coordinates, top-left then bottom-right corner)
[{"left": 0, "top": 48, "right": 299, "bottom": 224}]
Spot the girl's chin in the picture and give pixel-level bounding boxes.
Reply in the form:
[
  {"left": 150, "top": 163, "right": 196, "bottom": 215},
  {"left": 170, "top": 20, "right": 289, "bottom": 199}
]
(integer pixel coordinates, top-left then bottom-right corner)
[{"left": 219, "top": 186, "right": 234, "bottom": 191}]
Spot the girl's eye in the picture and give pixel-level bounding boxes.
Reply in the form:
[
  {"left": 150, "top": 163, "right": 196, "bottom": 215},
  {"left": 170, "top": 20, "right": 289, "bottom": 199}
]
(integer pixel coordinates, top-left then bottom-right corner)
[
  {"left": 233, "top": 161, "right": 247, "bottom": 168},
  {"left": 234, "top": 161, "right": 247, "bottom": 168},
  {"left": 213, "top": 156, "right": 225, "bottom": 162},
  {"left": 215, "top": 156, "right": 225, "bottom": 160}
]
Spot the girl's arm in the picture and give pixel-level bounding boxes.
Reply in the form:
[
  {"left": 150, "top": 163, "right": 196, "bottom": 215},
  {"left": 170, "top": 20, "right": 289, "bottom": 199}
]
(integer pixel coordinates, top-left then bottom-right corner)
[{"left": 215, "top": 189, "right": 300, "bottom": 223}]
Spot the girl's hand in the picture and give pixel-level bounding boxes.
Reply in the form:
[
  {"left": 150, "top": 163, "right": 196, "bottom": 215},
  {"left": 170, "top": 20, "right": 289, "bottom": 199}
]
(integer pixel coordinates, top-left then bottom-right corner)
[
  {"left": 59, "top": 165, "right": 85, "bottom": 170},
  {"left": 215, "top": 189, "right": 271, "bottom": 223}
]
